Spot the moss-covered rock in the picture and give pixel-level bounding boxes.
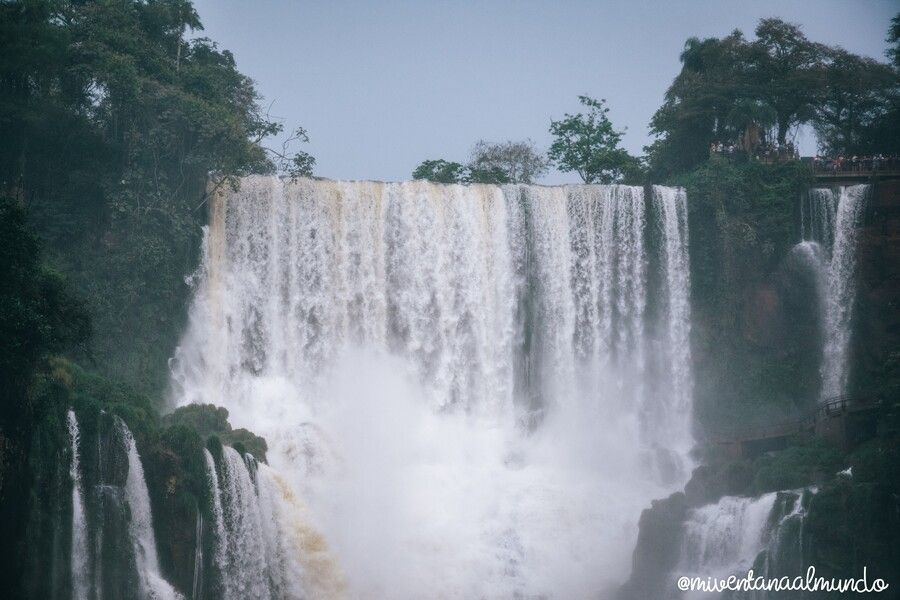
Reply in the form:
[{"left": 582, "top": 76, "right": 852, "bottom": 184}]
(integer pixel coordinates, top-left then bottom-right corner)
[
  {"left": 750, "top": 438, "right": 844, "bottom": 494},
  {"left": 164, "top": 403, "right": 268, "bottom": 463}
]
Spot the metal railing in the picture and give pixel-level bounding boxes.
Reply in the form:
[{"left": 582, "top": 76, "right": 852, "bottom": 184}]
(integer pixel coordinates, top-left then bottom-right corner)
[{"left": 707, "top": 394, "right": 881, "bottom": 444}]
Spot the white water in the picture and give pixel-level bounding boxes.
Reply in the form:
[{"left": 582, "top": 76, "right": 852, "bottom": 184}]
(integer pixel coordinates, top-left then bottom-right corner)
[
  {"left": 652, "top": 185, "right": 694, "bottom": 461},
  {"left": 191, "top": 510, "right": 203, "bottom": 600},
  {"left": 172, "top": 177, "right": 695, "bottom": 597},
  {"left": 119, "top": 419, "right": 183, "bottom": 600},
  {"left": 68, "top": 410, "right": 91, "bottom": 600},
  {"left": 679, "top": 493, "right": 778, "bottom": 581},
  {"left": 205, "top": 446, "right": 337, "bottom": 600},
  {"left": 203, "top": 448, "right": 227, "bottom": 592},
  {"left": 799, "top": 185, "right": 868, "bottom": 401},
  {"left": 677, "top": 490, "right": 812, "bottom": 599},
  {"left": 218, "top": 447, "right": 272, "bottom": 599}
]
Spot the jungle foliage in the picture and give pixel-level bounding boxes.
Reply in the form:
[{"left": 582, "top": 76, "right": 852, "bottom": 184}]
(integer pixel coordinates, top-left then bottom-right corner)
[
  {"left": 647, "top": 17, "right": 900, "bottom": 180},
  {"left": 0, "top": 0, "right": 286, "bottom": 395}
]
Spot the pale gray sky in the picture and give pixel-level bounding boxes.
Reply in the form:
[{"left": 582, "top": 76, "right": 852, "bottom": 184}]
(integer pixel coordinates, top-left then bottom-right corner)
[{"left": 192, "top": 0, "right": 897, "bottom": 183}]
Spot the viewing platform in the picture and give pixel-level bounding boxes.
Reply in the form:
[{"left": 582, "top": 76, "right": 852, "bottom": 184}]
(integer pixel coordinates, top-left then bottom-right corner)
[
  {"left": 805, "top": 156, "right": 900, "bottom": 186},
  {"left": 708, "top": 394, "right": 885, "bottom": 459}
]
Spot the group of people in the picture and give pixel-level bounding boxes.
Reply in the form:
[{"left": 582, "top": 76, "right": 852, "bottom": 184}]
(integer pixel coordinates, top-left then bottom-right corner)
[
  {"left": 811, "top": 154, "right": 900, "bottom": 174},
  {"left": 709, "top": 140, "right": 899, "bottom": 174},
  {"left": 753, "top": 141, "right": 800, "bottom": 162},
  {"left": 709, "top": 140, "right": 800, "bottom": 162}
]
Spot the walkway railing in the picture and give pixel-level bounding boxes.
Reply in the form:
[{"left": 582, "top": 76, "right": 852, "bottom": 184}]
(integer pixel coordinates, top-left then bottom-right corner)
[{"left": 707, "top": 393, "right": 882, "bottom": 444}]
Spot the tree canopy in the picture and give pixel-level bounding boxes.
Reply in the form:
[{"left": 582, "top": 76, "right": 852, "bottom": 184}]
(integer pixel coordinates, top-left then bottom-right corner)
[
  {"left": 548, "top": 96, "right": 636, "bottom": 184},
  {"left": 412, "top": 139, "right": 547, "bottom": 184},
  {"left": 0, "top": 0, "right": 301, "bottom": 394},
  {"left": 468, "top": 139, "right": 548, "bottom": 184},
  {"left": 412, "top": 159, "right": 468, "bottom": 184},
  {"left": 648, "top": 16, "right": 900, "bottom": 178}
]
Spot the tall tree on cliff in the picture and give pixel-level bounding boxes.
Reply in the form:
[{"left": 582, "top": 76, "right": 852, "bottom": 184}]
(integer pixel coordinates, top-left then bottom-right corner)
[
  {"left": 647, "top": 30, "right": 758, "bottom": 179},
  {"left": 814, "top": 49, "right": 900, "bottom": 155},
  {"left": 749, "top": 19, "right": 827, "bottom": 145}
]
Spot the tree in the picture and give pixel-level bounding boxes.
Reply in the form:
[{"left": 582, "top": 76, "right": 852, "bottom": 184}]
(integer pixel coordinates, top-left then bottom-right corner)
[
  {"left": 887, "top": 13, "right": 900, "bottom": 68},
  {"left": 0, "top": 198, "right": 91, "bottom": 420},
  {"left": 750, "top": 19, "right": 827, "bottom": 144},
  {"left": 814, "top": 50, "right": 899, "bottom": 155},
  {"left": 0, "top": 0, "right": 283, "bottom": 394},
  {"left": 646, "top": 17, "right": 898, "bottom": 177},
  {"left": 648, "top": 30, "right": 763, "bottom": 179},
  {"left": 271, "top": 127, "right": 316, "bottom": 179},
  {"left": 411, "top": 140, "right": 548, "bottom": 185},
  {"left": 548, "top": 96, "right": 635, "bottom": 183},
  {"left": 467, "top": 139, "right": 548, "bottom": 184},
  {"left": 412, "top": 159, "right": 467, "bottom": 183}
]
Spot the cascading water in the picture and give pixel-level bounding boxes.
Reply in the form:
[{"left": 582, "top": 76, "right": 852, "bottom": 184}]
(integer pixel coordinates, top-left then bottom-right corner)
[
  {"left": 217, "top": 447, "right": 272, "bottom": 599},
  {"left": 799, "top": 185, "right": 868, "bottom": 401},
  {"left": 191, "top": 510, "right": 203, "bottom": 600},
  {"left": 203, "top": 445, "right": 340, "bottom": 600},
  {"left": 676, "top": 489, "right": 815, "bottom": 599},
  {"left": 172, "top": 177, "right": 695, "bottom": 597},
  {"left": 652, "top": 185, "right": 693, "bottom": 462},
  {"left": 203, "top": 448, "right": 228, "bottom": 592},
  {"left": 119, "top": 419, "right": 183, "bottom": 600},
  {"left": 68, "top": 410, "right": 91, "bottom": 600}
]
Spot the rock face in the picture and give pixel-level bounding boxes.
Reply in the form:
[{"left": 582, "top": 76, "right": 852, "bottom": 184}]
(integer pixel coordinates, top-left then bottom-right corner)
[
  {"left": 852, "top": 179, "right": 900, "bottom": 398},
  {"left": 617, "top": 492, "right": 687, "bottom": 600},
  {"left": 619, "top": 434, "right": 900, "bottom": 600}
]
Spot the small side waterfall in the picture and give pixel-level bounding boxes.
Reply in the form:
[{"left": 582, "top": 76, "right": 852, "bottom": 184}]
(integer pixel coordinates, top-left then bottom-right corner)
[
  {"left": 218, "top": 447, "right": 271, "bottom": 600},
  {"left": 68, "top": 410, "right": 91, "bottom": 600},
  {"left": 676, "top": 489, "right": 814, "bottom": 599},
  {"left": 203, "top": 445, "right": 341, "bottom": 600},
  {"left": 652, "top": 185, "right": 693, "bottom": 459},
  {"left": 679, "top": 493, "right": 778, "bottom": 579},
  {"left": 799, "top": 185, "right": 868, "bottom": 401},
  {"left": 203, "top": 448, "right": 227, "bottom": 593},
  {"left": 119, "top": 419, "right": 183, "bottom": 600},
  {"left": 191, "top": 510, "right": 203, "bottom": 600}
]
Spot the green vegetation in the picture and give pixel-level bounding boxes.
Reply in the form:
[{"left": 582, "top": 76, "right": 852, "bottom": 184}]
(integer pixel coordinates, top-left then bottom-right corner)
[
  {"left": 0, "top": 2, "right": 277, "bottom": 595},
  {"left": 647, "top": 18, "right": 900, "bottom": 179},
  {"left": 548, "top": 95, "right": 638, "bottom": 184},
  {"left": 164, "top": 403, "right": 268, "bottom": 462},
  {"left": 0, "top": 0, "right": 313, "bottom": 396},
  {"left": 413, "top": 139, "right": 548, "bottom": 184},
  {"left": 677, "top": 159, "right": 819, "bottom": 430},
  {"left": 412, "top": 159, "right": 468, "bottom": 184}
]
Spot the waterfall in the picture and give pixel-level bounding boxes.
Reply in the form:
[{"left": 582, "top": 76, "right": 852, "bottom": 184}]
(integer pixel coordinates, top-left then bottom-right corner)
[
  {"left": 203, "top": 446, "right": 331, "bottom": 600},
  {"left": 172, "top": 177, "right": 695, "bottom": 597},
  {"left": 652, "top": 185, "right": 693, "bottom": 460},
  {"left": 118, "top": 419, "right": 183, "bottom": 600},
  {"left": 203, "top": 448, "right": 227, "bottom": 592},
  {"left": 191, "top": 510, "right": 203, "bottom": 600},
  {"left": 676, "top": 489, "right": 814, "bottom": 599},
  {"left": 217, "top": 447, "right": 271, "bottom": 599},
  {"left": 800, "top": 185, "right": 868, "bottom": 401},
  {"left": 68, "top": 410, "right": 91, "bottom": 600}
]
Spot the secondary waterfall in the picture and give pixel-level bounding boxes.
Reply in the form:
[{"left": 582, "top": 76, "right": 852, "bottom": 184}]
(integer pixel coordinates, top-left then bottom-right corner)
[
  {"left": 652, "top": 185, "right": 693, "bottom": 460},
  {"left": 799, "top": 185, "right": 868, "bottom": 401},
  {"left": 172, "top": 176, "right": 695, "bottom": 597},
  {"left": 68, "top": 410, "right": 91, "bottom": 600},
  {"left": 676, "top": 489, "right": 814, "bottom": 599},
  {"left": 119, "top": 419, "right": 183, "bottom": 600},
  {"left": 203, "top": 446, "right": 340, "bottom": 599}
]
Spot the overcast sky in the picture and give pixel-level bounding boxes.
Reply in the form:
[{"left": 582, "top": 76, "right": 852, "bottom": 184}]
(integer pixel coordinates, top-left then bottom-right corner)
[{"left": 191, "top": 0, "right": 897, "bottom": 183}]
